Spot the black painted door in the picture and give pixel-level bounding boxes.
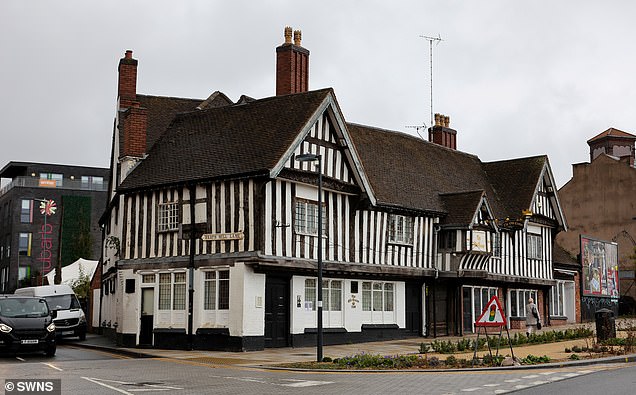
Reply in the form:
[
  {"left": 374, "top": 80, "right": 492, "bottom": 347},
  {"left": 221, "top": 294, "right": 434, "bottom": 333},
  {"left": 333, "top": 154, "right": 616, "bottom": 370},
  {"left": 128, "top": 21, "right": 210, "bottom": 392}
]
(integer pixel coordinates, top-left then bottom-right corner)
[
  {"left": 265, "top": 276, "right": 289, "bottom": 347},
  {"left": 405, "top": 282, "right": 422, "bottom": 335},
  {"left": 139, "top": 287, "right": 154, "bottom": 345}
]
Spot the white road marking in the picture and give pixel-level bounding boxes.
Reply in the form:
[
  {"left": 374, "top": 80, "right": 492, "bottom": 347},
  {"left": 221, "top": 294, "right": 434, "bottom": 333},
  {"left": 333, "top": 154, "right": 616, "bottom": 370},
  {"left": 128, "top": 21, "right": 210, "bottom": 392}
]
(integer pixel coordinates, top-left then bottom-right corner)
[
  {"left": 504, "top": 378, "right": 521, "bottom": 383},
  {"left": 461, "top": 388, "right": 481, "bottom": 392},
  {"left": 539, "top": 371, "right": 556, "bottom": 375},
  {"left": 42, "top": 362, "right": 63, "bottom": 371},
  {"left": 82, "top": 377, "right": 182, "bottom": 394},
  {"left": 530, "top": 380, "right": 548, "bottom": 385},
  {"left": 280, "top": 380, "right": 334, "bottom": 388},
  {"left": 494, "top": 390, "right": 510, "bottom": 394},
  {"left": 578, "top": 370, "right": 594, "bottom": 374},
  {"left": 522, "top": 374, "right": 539, "bottom": 378},
  {"left": 515, "top": 384, "right": 529, "bottom": 389},
  {"left": 15, "top": 357, "right": 26, "bottom": 362},
  {"left": 483, "top": 383, "right": 501, "bottom": 387},
  {"left": 562, "top": 372, "right": 580, "bottom": 377},
  {"left": 82, "top": 377, "right": 134, "bottom": 395}
]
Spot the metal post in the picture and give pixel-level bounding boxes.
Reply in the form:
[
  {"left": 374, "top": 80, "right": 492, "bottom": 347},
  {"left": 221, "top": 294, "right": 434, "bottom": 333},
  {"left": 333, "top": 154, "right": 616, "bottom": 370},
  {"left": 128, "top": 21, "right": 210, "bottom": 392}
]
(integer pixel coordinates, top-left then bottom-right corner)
[{"left": 316, "top": 155, "right": 323, "bottom": 363}]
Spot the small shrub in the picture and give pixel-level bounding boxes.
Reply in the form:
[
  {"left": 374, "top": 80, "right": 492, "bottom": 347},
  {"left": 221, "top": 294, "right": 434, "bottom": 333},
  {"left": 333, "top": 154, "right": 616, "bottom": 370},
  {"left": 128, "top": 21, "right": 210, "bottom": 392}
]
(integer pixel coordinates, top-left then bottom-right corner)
[
  {"left": 521, "top": 354, "right": 551, "bottom": 364},
  {"left": 428, "top": 356, "right": 441, "bottom": 367},
  {"left": 482, "top": 354, "right": 505, "bottom": 366},
  {"left": 569, "top": 354, "right": 580, "bottom": 360},
  {"left": 572, "top": 345, "right": 582, "bottom": 353},
  {"left": 564, "top": 347, "right": 572, "bottom": 353},
  {"left": 445, "top": 355, "right": 457, "bottom": 367},
  {"left": 322, "top": 356, "right": 332, "bottom": 363}
]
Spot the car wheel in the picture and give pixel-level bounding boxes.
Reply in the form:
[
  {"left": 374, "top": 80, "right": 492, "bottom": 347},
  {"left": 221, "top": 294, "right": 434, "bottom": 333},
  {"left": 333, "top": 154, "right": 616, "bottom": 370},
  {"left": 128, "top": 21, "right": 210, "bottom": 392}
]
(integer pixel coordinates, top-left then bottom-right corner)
[{"left": 45, "top": 345, "right": 56, "bottom": 357}]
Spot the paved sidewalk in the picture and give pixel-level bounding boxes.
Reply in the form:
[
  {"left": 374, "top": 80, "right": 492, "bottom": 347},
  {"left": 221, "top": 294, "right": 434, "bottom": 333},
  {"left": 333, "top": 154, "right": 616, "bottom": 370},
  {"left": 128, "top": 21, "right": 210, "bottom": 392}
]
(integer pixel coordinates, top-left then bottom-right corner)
[{"left": 67, "top": 319, "right": 636, "bottom": 370}]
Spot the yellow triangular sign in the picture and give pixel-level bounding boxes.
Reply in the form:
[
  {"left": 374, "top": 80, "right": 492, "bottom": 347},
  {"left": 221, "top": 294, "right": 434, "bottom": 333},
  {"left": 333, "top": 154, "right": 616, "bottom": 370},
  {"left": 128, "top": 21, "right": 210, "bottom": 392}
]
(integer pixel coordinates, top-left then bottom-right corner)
[{"left": 475, "top": 295, "right": 507, "bottom": 327}]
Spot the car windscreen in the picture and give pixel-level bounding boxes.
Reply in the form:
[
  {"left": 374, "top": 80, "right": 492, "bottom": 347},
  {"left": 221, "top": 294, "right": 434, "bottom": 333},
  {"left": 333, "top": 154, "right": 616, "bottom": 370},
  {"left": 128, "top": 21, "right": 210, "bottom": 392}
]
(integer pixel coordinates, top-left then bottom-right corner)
[
  {"left": 45, "top": 294, "right": 81, "bottom": 311},
  {"left": 0, "top": 298, "right": 50, "bottom": 318}
]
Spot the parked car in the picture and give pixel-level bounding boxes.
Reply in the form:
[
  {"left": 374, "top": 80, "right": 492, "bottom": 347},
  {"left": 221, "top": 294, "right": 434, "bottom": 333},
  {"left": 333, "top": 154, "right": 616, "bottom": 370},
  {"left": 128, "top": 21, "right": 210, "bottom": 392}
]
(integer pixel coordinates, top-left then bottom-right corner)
[
  {"left": 15, "top": 285, "right": 86, "bottom": 340},
  {"left": 0, "top": 295, "right": 57, "bottom": 356}
]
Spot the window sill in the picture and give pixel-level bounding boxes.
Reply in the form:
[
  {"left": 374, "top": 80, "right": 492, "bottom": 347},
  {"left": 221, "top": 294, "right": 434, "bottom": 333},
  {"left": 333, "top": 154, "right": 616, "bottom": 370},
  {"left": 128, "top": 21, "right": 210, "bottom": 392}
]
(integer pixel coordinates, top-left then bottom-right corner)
[{"left": 387, "top": 241, "right": 413, "bottom": 247}]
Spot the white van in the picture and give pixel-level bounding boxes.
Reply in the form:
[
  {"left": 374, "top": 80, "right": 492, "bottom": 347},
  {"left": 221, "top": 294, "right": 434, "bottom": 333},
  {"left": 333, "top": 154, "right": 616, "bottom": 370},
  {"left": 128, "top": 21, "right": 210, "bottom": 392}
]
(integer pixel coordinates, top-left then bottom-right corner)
[{"left": 14, "top": 284, "right": 87, "bottom": 340}]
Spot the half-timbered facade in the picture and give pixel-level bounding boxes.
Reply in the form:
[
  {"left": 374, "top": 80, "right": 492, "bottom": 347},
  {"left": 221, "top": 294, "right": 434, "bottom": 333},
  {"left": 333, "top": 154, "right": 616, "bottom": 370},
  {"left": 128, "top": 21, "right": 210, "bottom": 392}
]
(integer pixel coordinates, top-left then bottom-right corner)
[{"left": 99, "top": 28, "right": 568, "bottom": 351}]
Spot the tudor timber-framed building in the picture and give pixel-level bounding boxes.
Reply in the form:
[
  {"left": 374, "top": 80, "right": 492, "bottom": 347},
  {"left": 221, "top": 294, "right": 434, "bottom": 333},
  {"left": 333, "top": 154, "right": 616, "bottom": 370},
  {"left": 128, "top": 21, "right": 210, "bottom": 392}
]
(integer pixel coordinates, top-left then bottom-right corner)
[{"left": 99, "top": 28, "right": 569, "bottom": 351}]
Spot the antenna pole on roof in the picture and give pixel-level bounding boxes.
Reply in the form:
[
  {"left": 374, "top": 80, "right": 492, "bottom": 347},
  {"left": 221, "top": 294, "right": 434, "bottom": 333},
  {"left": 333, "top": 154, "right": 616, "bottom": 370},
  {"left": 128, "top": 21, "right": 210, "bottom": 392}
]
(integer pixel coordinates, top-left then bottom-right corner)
[
  {"left": 405, "top": 124, "right": 427, "bottom": 140},
  {"left": 419, "top": 34, "right": 443, "bottom": 129}
]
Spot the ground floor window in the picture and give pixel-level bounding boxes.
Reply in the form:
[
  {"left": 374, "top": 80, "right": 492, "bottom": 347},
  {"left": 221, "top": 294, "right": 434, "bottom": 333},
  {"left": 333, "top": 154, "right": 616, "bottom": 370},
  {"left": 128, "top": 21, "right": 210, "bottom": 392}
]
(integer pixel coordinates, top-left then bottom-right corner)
[
  {"left": 158, "top": 272, "right": 187, "bottom": 310},
  {"left": 303, "top": 278, "right": 342, "bottom": 311},
  {"left": 509, "top": 288, "right": 538, "bottom": 318},
  {"left": 550, "top": 281, "right": 565, "bottom": 317},
  {"left": 462, "top": 285, "right": 498, "bottom": 333},
  {"left": 204, "top": 270, "right": 229, "bottom": 310},
  {"left": 362, "top": 281, "right": 394, "bottom": 312}
]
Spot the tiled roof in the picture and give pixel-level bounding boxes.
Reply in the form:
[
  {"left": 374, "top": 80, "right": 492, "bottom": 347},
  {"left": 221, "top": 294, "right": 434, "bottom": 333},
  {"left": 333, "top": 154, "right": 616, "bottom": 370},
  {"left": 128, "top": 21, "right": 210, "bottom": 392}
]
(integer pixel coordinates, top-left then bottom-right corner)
[
  {"left": 135, "top": 94, "right": 205, "bottom": 152},
  {"left": 482, "top": 156, "right": 547, "bottom": 218},
  {"left": 553, "top": 242, "right": 579, "bottom": 268},
  {"left": 439, "top": 191, "right": 485, "bottom": 226},
  {"left": 118, "top": 89, "right": 332, "bottom": 191},
  {"left": 587, "top": 127, "right": 636, "bottom": 143},
  {"left": 347, "top": 123, "right": 502, "bottom": 215}
]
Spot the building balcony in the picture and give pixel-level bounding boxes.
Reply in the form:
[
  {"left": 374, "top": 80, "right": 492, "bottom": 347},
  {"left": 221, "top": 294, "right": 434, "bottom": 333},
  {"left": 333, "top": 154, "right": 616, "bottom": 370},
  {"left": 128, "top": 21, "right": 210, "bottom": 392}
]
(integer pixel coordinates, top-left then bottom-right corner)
[{"left": 0, "top": 176, "right": 107, "bottom": 197}]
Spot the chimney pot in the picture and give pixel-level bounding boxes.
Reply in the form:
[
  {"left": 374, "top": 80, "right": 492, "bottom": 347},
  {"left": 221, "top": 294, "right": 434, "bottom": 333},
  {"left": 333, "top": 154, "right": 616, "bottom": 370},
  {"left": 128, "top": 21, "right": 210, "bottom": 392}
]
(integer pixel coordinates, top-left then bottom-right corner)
[
  {"left": 284, "top": 26, "right": 293, "bottom": 44},
  {"left": 125, "top": 50, "right": 133, "bottom": 59},
  {"left": 293, "top": 30, "right": 302, "bottom": 46}
]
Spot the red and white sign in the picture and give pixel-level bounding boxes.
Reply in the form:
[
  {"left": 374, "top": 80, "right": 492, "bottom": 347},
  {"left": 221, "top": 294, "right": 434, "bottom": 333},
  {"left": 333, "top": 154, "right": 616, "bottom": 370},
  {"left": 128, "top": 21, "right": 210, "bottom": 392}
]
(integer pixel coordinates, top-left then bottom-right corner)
[{"left": 475, "top": 295, "right": 507, "bottom": 327}]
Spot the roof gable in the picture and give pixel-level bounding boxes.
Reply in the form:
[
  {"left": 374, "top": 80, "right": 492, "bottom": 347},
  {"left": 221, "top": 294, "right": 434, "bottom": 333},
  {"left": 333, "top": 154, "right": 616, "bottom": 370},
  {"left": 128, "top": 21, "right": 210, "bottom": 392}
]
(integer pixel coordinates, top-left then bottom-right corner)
[
  {"left": 118, "top": 89, "right": 333, "bottom": 191},
  {"left": 587, "top": 127, "right": 636, "bottom": 143}
]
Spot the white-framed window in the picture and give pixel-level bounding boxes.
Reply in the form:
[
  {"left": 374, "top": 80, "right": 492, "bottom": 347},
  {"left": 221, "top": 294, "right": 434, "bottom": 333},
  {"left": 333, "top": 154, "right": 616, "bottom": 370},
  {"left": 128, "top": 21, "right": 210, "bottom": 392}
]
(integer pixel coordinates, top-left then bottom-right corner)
[
  {"left": 527, "top": 233, "right": 543, "bottom": 260},
  {"left": 388, "top": 214, "right": 413, "bottom": 244},
  {"left": 294, "top": 199, "right": 326, "bottom": 236},
  {"left": 158, "top": 272, "right": 186, "bottom": 311},
  {"left": 303, "top": 278, "right": 342, "bottom": 311},
  {"left": 203, "top": 270, "right": 229, "bottom": 310},
  {"left": 304, "top": 279, "right": 317, "bottom": 311},
  {"left": 509, "top": 288, "right": 538, "bottom": 318},
  {"left": 550, "top": 281, "right": 565, "bottom": 317},
  {"left": 462, "top": 285, "right": 498, "bottom": 333},
  {"left": 142, "top": 274, "right": 155, "bottom": 283},
  {"left": 362, "top": 281, "right": 395, "bottom": 312},
  {"left": 158, "top": 202, "right": 179, "bottom": 232}
]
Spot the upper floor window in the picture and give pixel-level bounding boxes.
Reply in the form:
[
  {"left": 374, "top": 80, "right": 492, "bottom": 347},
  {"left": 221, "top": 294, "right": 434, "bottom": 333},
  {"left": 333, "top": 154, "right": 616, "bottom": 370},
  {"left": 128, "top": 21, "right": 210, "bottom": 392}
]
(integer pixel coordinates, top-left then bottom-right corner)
[
  {"left": 527, "top": 233, "right": 543, "bottom": 260},
  {"left": 158, "top": 202, "right": 179, "bottom": 232},
  {"left": 294, "top": 199, "right": 326, "bottom": 236},
  {"left": 492, "top": 232, "right": 502, "bottom": 258},
  {"left": 40, "top": 173, "right": 63, "bottom": 187},
  {"left": 20, "top": 199, "right": 33, "bottom": 223},
  {"left": 18, "top": 233, "right": 32, "bottom": 257},
  {"left": 81, "top": 176, "right": 104, "bottom": 190},
  {"left": 388, "top": 215, "right": 413, "bottom": 244},
  {"left": 438, "top": 230, "right": 457, "bottom": 250}
]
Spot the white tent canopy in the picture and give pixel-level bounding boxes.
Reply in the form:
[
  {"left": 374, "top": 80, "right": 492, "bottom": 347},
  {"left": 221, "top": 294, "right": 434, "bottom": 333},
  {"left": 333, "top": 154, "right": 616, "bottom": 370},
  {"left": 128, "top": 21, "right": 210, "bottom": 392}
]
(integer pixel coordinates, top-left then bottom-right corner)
[{"left": 45, "top": 258, "right": 98, "bottom": 286}]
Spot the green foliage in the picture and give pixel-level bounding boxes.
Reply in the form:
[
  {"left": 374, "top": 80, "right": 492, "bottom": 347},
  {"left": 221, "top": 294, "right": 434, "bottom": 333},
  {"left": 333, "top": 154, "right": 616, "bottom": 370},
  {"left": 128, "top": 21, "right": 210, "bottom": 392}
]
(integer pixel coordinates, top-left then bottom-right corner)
[
  {"left": 420, "top": 327, "right": 593, "bottom": 354},
  {"left": 333, "top": 353, "right": 429, "bottom": 369},
  {"left": 520, "top": 354, "right": 551, "bottom": 364},
  {"left": 481, "top": 354, "right": 505, "bottom": 366},
  {"left": 68, "top": 264, "right": 91, "bottom": 300},
  {"left": 569, "top": 354, "right": 581, "bottom": 360}
]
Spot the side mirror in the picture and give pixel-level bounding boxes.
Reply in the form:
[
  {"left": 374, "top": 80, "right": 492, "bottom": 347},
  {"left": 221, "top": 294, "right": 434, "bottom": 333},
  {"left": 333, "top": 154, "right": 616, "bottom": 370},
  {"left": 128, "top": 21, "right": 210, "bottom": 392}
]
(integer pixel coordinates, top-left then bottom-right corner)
[{"left": 50, "top": 310, "right": 57, "bottom": 319}]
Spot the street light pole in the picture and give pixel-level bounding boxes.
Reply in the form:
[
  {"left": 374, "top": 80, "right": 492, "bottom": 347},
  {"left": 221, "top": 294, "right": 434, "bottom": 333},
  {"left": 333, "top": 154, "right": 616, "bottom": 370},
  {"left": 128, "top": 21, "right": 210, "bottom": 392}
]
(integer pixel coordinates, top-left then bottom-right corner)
[{"left": 295, "top": 153, "right": 323, "bottom": 362}]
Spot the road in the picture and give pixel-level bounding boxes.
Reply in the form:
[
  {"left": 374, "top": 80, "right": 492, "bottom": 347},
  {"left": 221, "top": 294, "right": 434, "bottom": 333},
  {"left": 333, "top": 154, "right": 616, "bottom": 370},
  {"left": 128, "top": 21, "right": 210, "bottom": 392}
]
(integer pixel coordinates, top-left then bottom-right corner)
[{"left": 0, "top": 345, "right": 634, "bottom": 394}]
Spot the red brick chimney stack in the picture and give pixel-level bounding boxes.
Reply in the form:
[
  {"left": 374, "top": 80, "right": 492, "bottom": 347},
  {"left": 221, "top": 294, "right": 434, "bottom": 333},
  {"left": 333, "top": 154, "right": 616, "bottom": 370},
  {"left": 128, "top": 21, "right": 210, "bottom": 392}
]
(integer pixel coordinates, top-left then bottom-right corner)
[
  {"left": 428, "top": 113, "right": 457, "bottom": 150},
  {"left": 118, "top": 50, "right": 138, "bottom": 109},
  {"left": 117, "top": 50, "right": 147, "bottom": 158},
  {"left": 276, "top": 26, "right": 309, "bottom": 95}
]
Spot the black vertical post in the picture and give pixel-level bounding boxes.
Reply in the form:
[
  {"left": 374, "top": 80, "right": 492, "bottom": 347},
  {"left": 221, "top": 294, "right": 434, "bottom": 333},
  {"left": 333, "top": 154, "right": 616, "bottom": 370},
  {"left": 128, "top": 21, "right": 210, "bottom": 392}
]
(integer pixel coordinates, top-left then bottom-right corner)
[
  {"left": 317, "top": 155, "right": 323, "bottom": 363},
  {"left": 188, "top": 184, "right": 195, "bottom": 351}
]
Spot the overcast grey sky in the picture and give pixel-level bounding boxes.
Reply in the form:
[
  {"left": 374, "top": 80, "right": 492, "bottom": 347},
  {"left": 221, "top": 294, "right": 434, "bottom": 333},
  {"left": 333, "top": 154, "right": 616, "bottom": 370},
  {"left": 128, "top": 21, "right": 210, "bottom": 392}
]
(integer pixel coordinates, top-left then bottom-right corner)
[{"left": 2, "top": 1, "right": 635, "bottom": 188}]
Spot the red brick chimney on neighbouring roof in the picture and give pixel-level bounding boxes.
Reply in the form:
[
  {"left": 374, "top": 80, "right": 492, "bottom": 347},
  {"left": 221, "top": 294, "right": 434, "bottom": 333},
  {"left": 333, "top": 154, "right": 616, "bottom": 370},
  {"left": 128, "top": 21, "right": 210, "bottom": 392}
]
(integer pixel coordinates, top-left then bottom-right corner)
[
  {"left": 428, "top": 113, "right": 457, "bottom": 150},
  {"left": 276, "top": 26, "right": 309, "bottom": 95},
  {"left": 117, "top": 50, "right": 147, "bottom": 158}
]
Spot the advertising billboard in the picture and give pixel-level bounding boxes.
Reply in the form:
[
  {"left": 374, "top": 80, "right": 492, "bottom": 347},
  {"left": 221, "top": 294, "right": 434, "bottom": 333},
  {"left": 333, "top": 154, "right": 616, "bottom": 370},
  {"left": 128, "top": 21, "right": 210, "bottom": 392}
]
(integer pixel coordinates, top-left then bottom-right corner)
[{"left": 581, "top": 236, "right": 619, "bottom": 297}]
